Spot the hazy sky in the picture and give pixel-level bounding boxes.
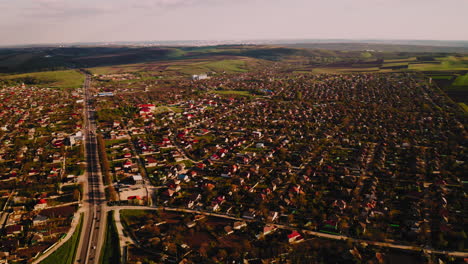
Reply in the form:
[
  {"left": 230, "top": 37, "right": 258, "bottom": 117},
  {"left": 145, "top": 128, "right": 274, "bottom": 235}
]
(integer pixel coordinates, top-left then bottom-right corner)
[{"left": 1, "top": 0, "right": 467, "bottom": 45}]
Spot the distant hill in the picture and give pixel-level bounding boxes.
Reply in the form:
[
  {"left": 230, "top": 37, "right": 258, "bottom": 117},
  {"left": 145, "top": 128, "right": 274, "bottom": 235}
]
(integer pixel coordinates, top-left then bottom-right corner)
[{"left": 0, "top": 43, "right": 467, "bottom": 74}]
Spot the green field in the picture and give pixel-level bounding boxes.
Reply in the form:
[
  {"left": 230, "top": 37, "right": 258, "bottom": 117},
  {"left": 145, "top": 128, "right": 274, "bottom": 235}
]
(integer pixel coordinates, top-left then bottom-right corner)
[
  {"left": 202, "top": 59, "right": 248, "bottom": 72},
  {"left": 153, "top": 106, "right": 183, "bottom": 114},
  {"left": 452, "top": 74, "right": 468, "bottom": 86},
  {"left": 0, "top": 70, "right": 84, "bottom": 89},
  {"left": 40, "top": 213, "right": 83, "bottom": 264},
  {"left": 384, "top": 57, "right": 417, "bottom": 63},
  {"left": 100, "top": 211, "right": 121, "bottom": 264},
  {"left": 89, "top": 65, "right": 142, "bottom": 75},
  {"left": 0, "top": 53, "right": 37, "bottom": 68},
  {"left": 167, "top": 58, "right": 249, "bottom": 75},
  {"left": 381, "top": 62, "right": 409, "bottom": 67},
  {"left": 409, "top": 56, "right": 468, "bottom": 71},
  {"left": 213, "top": 90, "right": 253, "bottom": 97},
  {"left": 311, "top": 67, "right": 386, "bottom": 74},
  {"left": 88, "top": 57, "right": 253, "bottom": 77},
  {"left": 121, "top": 209, "right": 149, "bottom": 220},
  {"left": 0, "top": 198, "right": 7, "bottom": 210},
  {"left": 430, "top": 75, "right": 454, "bottom": 80}
]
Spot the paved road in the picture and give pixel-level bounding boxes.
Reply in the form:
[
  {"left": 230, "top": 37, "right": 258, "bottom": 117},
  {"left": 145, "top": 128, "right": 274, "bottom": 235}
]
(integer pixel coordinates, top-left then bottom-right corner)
[
  {"left": 110, "top": 205, "right": 468, "bottom": 258},
  {"left": 75, "top": 74, "right": 106, "bottom": 264}
]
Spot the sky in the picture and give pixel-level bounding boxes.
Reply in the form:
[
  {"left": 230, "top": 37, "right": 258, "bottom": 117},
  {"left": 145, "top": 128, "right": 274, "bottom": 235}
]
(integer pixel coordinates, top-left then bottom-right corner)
[{"left": 1, "top": 0, "right": 467, "bottom": 45}]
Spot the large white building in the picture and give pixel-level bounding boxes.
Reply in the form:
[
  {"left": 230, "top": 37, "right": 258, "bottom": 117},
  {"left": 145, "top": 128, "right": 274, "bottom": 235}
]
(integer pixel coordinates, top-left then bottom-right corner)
[{"left": 192, "top": 74, "right": 209, "bottom": 81}]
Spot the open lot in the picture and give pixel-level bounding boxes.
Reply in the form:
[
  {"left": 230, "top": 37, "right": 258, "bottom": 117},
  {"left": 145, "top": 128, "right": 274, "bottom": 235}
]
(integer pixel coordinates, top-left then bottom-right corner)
[{"left": 0, "top": 69, "right": 84, "bottom": 89}]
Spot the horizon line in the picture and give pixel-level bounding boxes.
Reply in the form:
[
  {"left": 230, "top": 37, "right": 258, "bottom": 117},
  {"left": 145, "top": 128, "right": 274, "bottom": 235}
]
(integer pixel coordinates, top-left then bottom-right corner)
[{"left": 2, "top": 37, "right": 468, "bottom": 49}]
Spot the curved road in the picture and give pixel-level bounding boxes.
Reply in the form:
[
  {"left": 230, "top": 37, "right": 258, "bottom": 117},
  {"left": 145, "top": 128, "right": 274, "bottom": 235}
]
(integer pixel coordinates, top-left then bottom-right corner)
[{"left": 111, "top": 205, "right": 468, "bottom": 258}]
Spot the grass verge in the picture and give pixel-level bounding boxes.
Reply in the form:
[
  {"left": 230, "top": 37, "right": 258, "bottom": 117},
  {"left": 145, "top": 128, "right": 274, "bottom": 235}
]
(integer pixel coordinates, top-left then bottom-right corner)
[
  {"left": 40, "top": 213, "right": 83, "bottom": 264},
  {"left": 100, "top": 211, "right": 121, "bottom": 264}
]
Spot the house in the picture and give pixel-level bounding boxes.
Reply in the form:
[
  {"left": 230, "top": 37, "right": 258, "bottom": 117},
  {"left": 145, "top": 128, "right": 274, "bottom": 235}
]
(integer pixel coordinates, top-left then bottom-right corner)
[
  {"left": 139, "top": 107, "right": 152, "bottom": 116},
  {"left": 34, "top": 199, "right": 47, "bottom": 210},
  {"left": 123, "top": 160, "right": 133, "bottom": 169},
  {"left": 256, "top": 224, "right": 277, "bottom": 239},
  {"left": 31, "top": 232, "right": 44, "bottom": 244},
  {"left": 224, "top": 225, "right": 234, "bottom": 235},
  {"left": 137, "top": 104, "right": 156, "bottom": 111},
  {"left": 145, "top": 156, "right": 158, "bottom": 167},
  {"left": 209, "top": 203, "right": 220, "bottom": 212},
  {"left": 165, "top": 189, "right": 176, "bottom": 197},
  {"left": 5, "top": 225, "right": 23, "bottom": 236},
  {"left": 186, "top": 221, "right": 197, "bottom": 228},
  {"left": 267, "top": 211, "right": 279, "bottom": 222},
  {"left": 287, "top": 231, "right": 304, "bottom": 243},
  {"left": 128, "top": 196, "right": 143, "bottom": 205},
  {"left": 233, "top": 221, "right": 247, "bottom": 230},
  {"left": 33, "top": 215, "right": 48, "bottom": 226},
  {"left": 178, "top": 174, "right": 189, "bottom": 182},
  {"left": 131, "top": 174, "right": 144, "bottom": 184},
  {"left": 242, "top": 209, "right": 256, "bottom": 220},
  {"left": 192, "top": 74, "right": 209, "bottom": 80},
  {"left": 253, "top": 131, "right": 262, "bottom": 138}
]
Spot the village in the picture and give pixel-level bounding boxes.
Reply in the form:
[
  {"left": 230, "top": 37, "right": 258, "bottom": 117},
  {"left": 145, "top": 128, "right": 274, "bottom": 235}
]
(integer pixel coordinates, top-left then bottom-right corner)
[
  {"left": 0, "top": 83, "right": 85, "bottom": 263},
  {"left": 89, "top": 70, "right": 467, "bottom": 262}
]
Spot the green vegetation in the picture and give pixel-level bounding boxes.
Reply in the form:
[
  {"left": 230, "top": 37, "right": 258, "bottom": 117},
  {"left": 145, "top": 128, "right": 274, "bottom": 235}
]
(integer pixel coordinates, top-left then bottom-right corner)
[
  {"left": 40, "top": 213, "right": 83, "bottom": 264},
  {"left": 100, "top": 212, "right": 121, "bottom": 264},
  {"left": 409, "top": 56, "right": 468, "bottom": 71},
  {"left": 381, "top": 62, "right": 409, "bottom": 67},
  {"left": 360, "top": 52, "right": 373, "bottom": 59},
  {"left": 459, "top": 103, "right": 468, "bottom": 113},
  {"left": 120, "top": 209, "right": 151, "bottom": 225},
  {"left": 153, "top": 106, "right": 183, "bottom": 114},
  {"left": 89, "top": 58, "right": 252, "bottom": 77},
  {"left": 430, "top": 75, "right": 454, "bottom": 80},
  {"left": 167, "top": 58, "right": 250, "bottom": 75},
  {"left": 89, "top": 66, "right": 124, "bottom": 75},
  {"left": 384, "top": 57, "right": 417, "bottom": 63},
  {"left": 311, "top": 67, "right": 382, "bottom": 74},
  {"left": 453, "top": 74, "right": 468, "bottom": 86},
  {"left": 213, "top": 90, "right": 252, "bottom": 97},
  {"left": 0, "top": 70, "right": 84, "bottom": 89},
  {"left": 0, "top": 198, "right": 7, "bottom": 210},
  {"left": 202, "top": 59, "right": 248, "bottom": 72}
]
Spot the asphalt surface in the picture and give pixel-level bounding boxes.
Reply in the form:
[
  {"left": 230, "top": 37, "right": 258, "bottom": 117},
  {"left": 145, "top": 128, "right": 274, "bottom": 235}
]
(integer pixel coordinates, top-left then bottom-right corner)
[{"left": 75, "top": 74, "right": 105, "bottom": 264}]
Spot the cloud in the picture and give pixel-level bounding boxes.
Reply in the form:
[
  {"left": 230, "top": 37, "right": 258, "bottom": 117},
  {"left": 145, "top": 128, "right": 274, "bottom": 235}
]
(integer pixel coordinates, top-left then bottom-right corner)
[{"left": 2, "top": 0, "right": 234, "bottom": 19}]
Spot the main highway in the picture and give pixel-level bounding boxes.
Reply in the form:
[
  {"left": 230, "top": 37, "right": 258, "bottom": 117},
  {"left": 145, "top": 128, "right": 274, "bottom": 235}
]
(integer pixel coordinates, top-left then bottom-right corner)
[{"left": 75, "top": 73, "right": 106, "bottom": 264}]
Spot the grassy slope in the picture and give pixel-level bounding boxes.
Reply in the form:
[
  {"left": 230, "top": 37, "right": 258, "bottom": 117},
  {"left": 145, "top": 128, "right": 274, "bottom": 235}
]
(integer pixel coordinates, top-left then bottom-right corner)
[
  {"left": 89, "top": 57, "right": 252, "bottom": 76},
  {"left": 0, "top": 70, "right": 84, "bottom": 89},
  {"left": 100, "top": 211, "right": 121, "bottom": 264},
  {"left": 409, "top": 56, "right": 468, "bottom": 71},
  {"left": 452, "top": 73, "right": 468, "bottom": 86},
  {"left": 165, "top": 58, "right": 249, "bottom": 75},
  {"left": 213, "top": 90, "right": 253, "bottom": 97},
  {"left": 40, "top": 213, "right": 83, "bottom": 264}
]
